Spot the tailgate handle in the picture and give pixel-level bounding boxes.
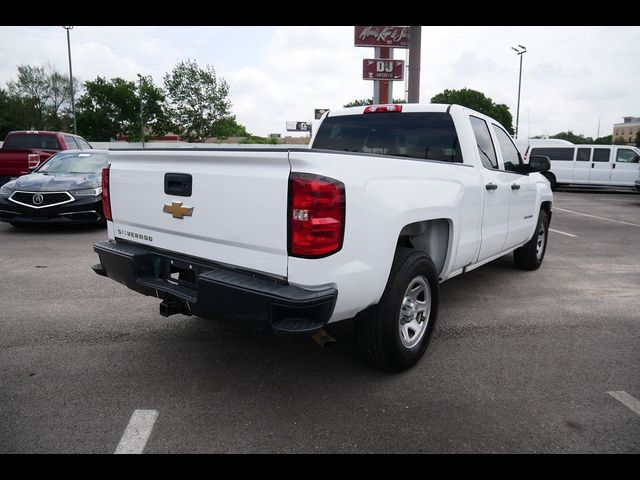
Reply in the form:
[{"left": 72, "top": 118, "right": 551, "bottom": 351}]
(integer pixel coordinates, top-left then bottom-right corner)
[{"left": 164, "top": 173, "right": 192, "bottom": 197}]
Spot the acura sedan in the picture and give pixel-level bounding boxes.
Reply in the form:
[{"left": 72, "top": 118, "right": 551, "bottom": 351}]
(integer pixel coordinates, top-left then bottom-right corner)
[{"left": 0, "top": 149, "right": 109, "bottom": 225}]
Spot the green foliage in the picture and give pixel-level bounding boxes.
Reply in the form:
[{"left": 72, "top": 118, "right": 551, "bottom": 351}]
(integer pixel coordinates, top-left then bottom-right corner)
[
  {"left": 343, "top": 98, "right": 406, "bottom": 108},
  {"left": 76, "top": 76, "right": 168, "bottom": 142},
  {"left": 430, "top": 88, "right": 514, "bottom": 135},
  {"left": 551, "top": 130, "right": 594, "bottom": 144},
  {"left": 212, "top": 116, "right": 249, "bottom": 138},
  {"left": 594, "top": 135, "right": 612, "bottom": 145},
  {"left": 6, "top": 64, "right": 79, "bottom": 131},
  {"left": 163, "top": 59, "right": 233, "bottom": 142},
  {"left": 613, "top": 136, "right": 626, "bottom": 145},
  {"left": 239, "top": 135, "right": 279, "bottom": 144}
]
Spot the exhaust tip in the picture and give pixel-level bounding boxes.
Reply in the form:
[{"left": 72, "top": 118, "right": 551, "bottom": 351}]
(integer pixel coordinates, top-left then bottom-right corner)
[{"left": 311, "top": 329, "right": 336, "bottom": 349}]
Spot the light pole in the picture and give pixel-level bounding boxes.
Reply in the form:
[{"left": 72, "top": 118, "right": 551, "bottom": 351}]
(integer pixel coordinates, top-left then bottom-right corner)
[
  {"left": 511, "top": 45, "right": 526, "bottom": 139},
  {"left": 137, "top": 74, "right": 145, "bottom": 148},
  {"left": 62, "top": 26, "right": 77, "bottom": 134}
]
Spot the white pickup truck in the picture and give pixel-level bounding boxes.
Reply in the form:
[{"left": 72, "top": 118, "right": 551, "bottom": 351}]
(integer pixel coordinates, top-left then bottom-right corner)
[{"left": 93, "top": 104, "right": 553, "bottom": 371}]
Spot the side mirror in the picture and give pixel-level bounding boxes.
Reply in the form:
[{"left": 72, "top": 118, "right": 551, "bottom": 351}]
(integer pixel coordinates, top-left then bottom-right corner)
[{"left": 529, "top": 155, "right": 551, "bottom": 172}]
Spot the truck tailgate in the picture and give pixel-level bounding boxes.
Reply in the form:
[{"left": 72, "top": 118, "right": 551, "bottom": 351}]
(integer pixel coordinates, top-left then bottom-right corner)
[{"left": 108, "top": 149, "right": 291, "bottom": 277}]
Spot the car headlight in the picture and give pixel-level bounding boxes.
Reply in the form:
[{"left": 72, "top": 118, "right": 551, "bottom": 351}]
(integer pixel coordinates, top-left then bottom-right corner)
[
  {"left": 0, "top": 185, "right": 15, "bottom": 198},
  {"left": 72, "top": 187, "right": 102, "bottom": 197}
]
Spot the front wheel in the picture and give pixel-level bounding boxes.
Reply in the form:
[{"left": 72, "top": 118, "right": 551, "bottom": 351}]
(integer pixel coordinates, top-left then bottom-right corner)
[
  {"left": 513, "top": 210, "right": 549, "bottom": 270},
  {"left": 355, "top": 248, "right": 439, "bottom": 372}
]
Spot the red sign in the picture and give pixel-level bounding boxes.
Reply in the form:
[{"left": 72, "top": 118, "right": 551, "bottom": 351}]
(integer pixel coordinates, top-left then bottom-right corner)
[
  {"left": 362, "top": 59, "right": 405, "bottom": 81},
  {"left": 354, "top": 26, "right": 409, "bottom": 48}
]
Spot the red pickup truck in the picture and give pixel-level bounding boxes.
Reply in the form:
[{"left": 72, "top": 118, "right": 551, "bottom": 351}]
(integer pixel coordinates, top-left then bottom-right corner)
[{"left": 0, "top": 130, "right": 92, "bottom": 185}]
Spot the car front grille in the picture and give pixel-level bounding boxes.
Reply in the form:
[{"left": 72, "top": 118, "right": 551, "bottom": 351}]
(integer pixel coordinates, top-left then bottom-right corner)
[{"left": 9, "top": 191, "right": 74, "bottom": 208}]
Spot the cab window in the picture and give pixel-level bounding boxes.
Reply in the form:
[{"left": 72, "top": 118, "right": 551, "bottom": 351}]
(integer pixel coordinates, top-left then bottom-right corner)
[
  {"left": 616, "top": 149, "right": 640, "bottom": 163},
  {"left": 492, "top": 125, "right": 522, "bottom": 172},
  {"left": 469, "top": 116, "right": 498, "bottom": 169}
]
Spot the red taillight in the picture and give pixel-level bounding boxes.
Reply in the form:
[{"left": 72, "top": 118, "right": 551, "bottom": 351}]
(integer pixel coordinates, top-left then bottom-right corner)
[
  {"left": 27, "top": 154, "right": 40, "bottom": 168},
  {"left": 102, "top": 165, "right": 112, "bottom": 221},
  {"left": 364, "top": 104, "right": 402, "bottom": 114},
  {"left": 289, "top": 173, "right": 345, "bottom": 258}
]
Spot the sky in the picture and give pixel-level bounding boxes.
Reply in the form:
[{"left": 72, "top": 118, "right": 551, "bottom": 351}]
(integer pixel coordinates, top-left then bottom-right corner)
[{"left": 0, "top": 26, "right": 638, "bottom": 139}]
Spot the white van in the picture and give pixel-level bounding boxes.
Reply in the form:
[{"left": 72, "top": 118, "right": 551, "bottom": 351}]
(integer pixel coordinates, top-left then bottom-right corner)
[{"left": 517, "top": 142, "right": 640, "bottom": 190}]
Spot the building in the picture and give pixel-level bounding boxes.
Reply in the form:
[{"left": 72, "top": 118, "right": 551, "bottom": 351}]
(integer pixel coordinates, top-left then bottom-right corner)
[{"left": 613, "top": 116, "right": 640, "bottom": 144}]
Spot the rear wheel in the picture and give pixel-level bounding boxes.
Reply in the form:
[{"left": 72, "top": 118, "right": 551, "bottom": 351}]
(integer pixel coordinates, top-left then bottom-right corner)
[
  {"left": 514, "top": 210, "right": 549, "bottom": 270},
  {"left": 355, "top": 248, "right": 439, "bottom": 372}
]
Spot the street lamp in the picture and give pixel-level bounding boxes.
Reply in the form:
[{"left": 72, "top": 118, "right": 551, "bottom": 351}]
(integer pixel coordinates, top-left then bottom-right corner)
[
  {"left": 62, "top": 26, "right": 77, "bottom": 134},
  {"left": 137, "top": 74, "right": 145, "bottom": 149},
  {"left": 511, "top": 44, "right": 526, "bottom": 139}
]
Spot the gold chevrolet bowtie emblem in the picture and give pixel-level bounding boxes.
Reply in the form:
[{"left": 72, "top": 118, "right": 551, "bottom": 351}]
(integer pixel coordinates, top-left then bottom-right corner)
[{"left": 163, "top": 201, "right": 194, "bottom": 219}]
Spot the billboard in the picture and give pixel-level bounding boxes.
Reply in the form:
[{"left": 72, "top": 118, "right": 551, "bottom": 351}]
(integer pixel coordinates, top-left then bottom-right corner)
[
  {"left": 286, "top": 121, "right": 311, "bottom": 132},
  {"left": 354, "top": 26, "right": 409, "bottom": 48},
  {"left": 314, "top": 109, "right": 330, "bottom": 120},
  {"left": 362, "top": 59, "right": 405, "bottom": 81}
]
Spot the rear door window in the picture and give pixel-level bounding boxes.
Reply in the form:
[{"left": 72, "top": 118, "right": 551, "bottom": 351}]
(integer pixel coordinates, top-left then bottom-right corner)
[
  {"left": 576, "top": 148, "right": 591, "bottom": 162},
  {"left": 63, "top": 135, "right": 78, "bottom": 149},
  {"left": 76, "top": 137, "right": 92, "bottom": 149},
  {"left": 530, "top": 147, "right": 575, "bottom": 161},
  {"left": 312, "top": 112, "right": 463, "bottom": 163},
  {"left": 593, "top": 148, "right": 611, "bottom": 162}
]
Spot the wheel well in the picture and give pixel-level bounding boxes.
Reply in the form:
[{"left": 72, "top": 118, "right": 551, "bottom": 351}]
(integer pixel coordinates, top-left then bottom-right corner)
[
  {"left": 397, "top": 219, "right": 451, "bottom": 275},
  {"left": 541, "top": 200, "right": 552, "bottom": 221}
]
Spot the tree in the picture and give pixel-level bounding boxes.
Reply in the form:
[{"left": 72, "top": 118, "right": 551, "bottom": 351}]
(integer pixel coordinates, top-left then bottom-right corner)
[
  {"left": 76, "top": 76, "right": 168, "bottom": 142},
  {"left": 594, "top": 135, "right": 612, "bottom": 145},
  {"left": 551, "top": 130, "right": 594, "bottom": 144},
  {"left": 211, "top": 115, "right": 249, "bottom": 138},
  {"left": 343, "top": 98, "right": 406, "bottom": 108},
  {"left": 430, "top": 88, "right": 514, "bottom": 135},
  {"left": 0, "top": 89, "right": 33, "bottom": 139},
  {"left": 6, "top": 64, "right": 78, "bottom": 131},
  {"left": 163, "top": 59, "right": 235, "bottom": 142}
]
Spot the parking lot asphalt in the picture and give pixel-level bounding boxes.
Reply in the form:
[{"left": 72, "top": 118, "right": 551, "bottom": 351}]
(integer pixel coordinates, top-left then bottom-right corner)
[{"left": 1, "top": 189, "right": 639, "bottom": 453}]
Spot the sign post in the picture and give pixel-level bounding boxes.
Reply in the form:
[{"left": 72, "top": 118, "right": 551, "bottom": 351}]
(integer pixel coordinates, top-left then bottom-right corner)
[{"left": 355, "top": 26, "right": 409, "bottom": 105}]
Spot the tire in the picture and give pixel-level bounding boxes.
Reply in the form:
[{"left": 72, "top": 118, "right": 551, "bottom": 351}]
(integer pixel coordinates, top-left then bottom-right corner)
[
  {"left": 513, "top": 210, "right": 549, "bottom": 270},
  {"left": 355, "top": 248, "right": 439, "bottom": 372},
  {"left": 542, "top": 172, "right": 557, "bottom": 191}
]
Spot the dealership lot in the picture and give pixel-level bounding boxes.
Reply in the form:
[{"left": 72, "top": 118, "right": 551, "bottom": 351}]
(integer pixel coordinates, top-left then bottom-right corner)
[{"left": 1, "top": 189, "right": 639, "bottom": 453}]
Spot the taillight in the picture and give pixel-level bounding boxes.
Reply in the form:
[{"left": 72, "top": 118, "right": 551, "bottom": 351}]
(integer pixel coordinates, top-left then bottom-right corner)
[
  {"left": 102, "top": 165, "right": 112, "bottom": 221},
  {"left": 364, "top": 105, "right": 402, "bottom": 114},
  {"left": 289, "top": 173, "right": 345, "bottom": 258},
  {"left": 27, "top": 154, "right": 40, "bottom": 168}
]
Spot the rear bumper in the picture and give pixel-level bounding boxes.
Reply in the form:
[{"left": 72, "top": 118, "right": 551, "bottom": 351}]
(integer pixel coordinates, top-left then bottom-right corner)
[{"left": 93, "top": 241, "right": 337, "bottom": 334}]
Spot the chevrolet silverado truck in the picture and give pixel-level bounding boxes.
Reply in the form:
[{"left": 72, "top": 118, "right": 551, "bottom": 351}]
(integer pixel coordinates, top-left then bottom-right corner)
[
  {"left": 92, "top": 104, "right": 553, "bottom": 371},
  {"left": 0, "top": 130, "right": 92, "bottom": 186}
]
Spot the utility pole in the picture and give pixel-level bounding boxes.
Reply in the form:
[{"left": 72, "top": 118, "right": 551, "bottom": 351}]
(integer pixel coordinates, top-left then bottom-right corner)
[
  {"left": 62, "top": 26, "right": 77, "bottom": 134},
  {"left": 511, "top": 45, "right": 526, "bottom": 139},
  {"left": 137, "top": 74, "right": 145, "bottom": 148},
  {"left": 407, "top": 26, "right": 422, "bottom": 103}
]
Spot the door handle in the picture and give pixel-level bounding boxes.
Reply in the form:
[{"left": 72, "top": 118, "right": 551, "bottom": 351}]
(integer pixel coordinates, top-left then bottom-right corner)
[
  {"left": 511, "top": 184, "right": 521, "bottom": 190},
  {"left": 485, "top": 183, "right": 498, "bottom": 191},
  {"left": 591, "top": 163, "right": 595, "bottom": 168},
  {"left": 612, "top": 164, "right": 616, "bottom": 169}
]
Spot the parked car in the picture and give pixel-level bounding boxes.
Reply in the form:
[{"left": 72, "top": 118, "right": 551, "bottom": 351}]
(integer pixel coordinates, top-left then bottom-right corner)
[
  {"left": 0, "top": 149, "right": 109, "bottom": 225},
  {"left": 0, "top": 130, "right": 92, "bottom": 186},
  {"left": 92, "top": 104, "right": 553, "bottom": 371},
  {"left": 515, "top": 142, "right": 640, "bottom": 190}
]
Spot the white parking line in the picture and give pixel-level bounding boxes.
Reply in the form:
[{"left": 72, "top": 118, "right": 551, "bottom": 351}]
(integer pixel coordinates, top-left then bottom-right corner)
[
  {"left": 549, "top": 228, "right": 578, "bottom": 238},
  {"left": 555, "top": 207, "right": 640, "bottom": 228},
  {"left": 115, "top": 409, "right": 158, "bottom": 454},
  {"left": 608, "top": 391, "right": 640, "bottom": 416}
]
